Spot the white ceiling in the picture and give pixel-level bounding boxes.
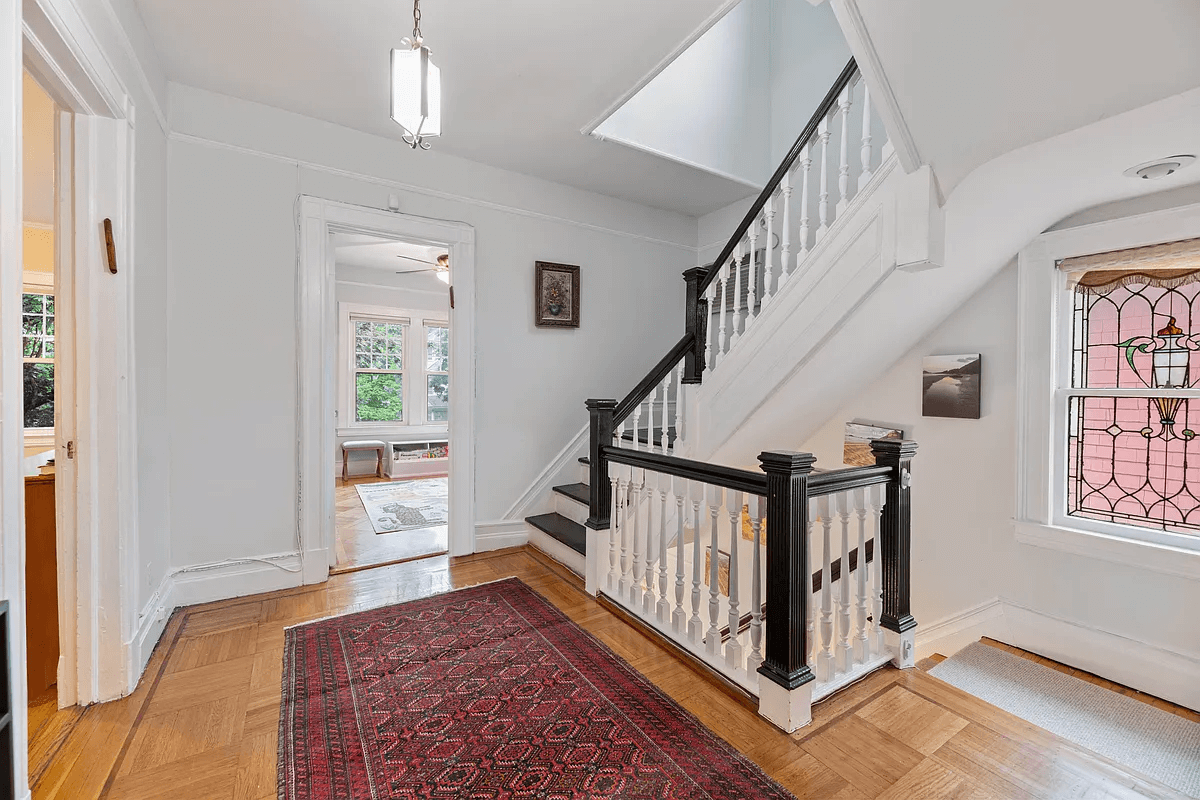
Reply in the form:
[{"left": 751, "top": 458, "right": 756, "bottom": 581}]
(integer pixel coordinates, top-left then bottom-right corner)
[
  {"left": 854, "top": 0, "right": 1200, "bottom": 199},
  {"left": 23, "top": 71, "right": 55, "bottom": 226},
  {"left": 133, "top": 0, "right": 759, "bottom": 216},
  {"left": 333, "top": 232, "right": 450, "bottom": 293}
]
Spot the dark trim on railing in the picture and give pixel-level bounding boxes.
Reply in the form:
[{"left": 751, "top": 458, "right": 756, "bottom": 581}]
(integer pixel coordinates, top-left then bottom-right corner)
[
  {"left": 807, "top": 465, "right": 892, "bottom": 496},
  {"left": 682, "top": 267, "right": 709, "bottom": 384},
  {"left": 872, "top": 439, "right": 918, "bottom": 635},
  {"left": 585, "top": 399, "right": 617, "bottom": 530},
  {"left": 614, "top": 333, "right": 695, "bottom": 425},
  {"left": 601, "top": 445, "right": 767, "bottom": 496},
  {"left": 698, "top": 57, "right": 858, "bottom": 297}
]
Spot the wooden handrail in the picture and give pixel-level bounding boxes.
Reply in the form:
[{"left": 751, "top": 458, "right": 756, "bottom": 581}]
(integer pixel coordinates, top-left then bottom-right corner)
[
  {"left": 614, "top": 333, "right": 694, "bottom": 425},
  {"left": 807, "top": 465, "right": 892, "bottom": 496},
  {"left": 601, "top": 445, "right": 768, "bottom": 495},
  {"left": 698, "top": 58, "right": 858, "bottom": 297}
]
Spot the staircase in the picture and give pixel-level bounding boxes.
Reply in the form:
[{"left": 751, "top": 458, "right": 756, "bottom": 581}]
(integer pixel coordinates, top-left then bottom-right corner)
[{"left": 525, "top": 458, "right": 592, "bottom": 575}]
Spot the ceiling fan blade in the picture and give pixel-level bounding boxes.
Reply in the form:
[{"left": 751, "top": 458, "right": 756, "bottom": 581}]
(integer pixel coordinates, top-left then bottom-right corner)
[
  {"left": 395, "top": 267, "right": 438, "bottom": 275},
  {"left": 395, "top": 253, "right": 436, "bottom": 265}
]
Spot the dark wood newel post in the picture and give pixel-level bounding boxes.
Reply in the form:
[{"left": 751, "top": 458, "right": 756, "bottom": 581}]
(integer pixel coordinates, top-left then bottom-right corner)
[
  {"left": 682, "top": 267, "right": 709, "bottom": 384},
  {"left": 871, "top": 439, "right": 918, "bottom": 643},
  {"left": 585, "top": 399, "right": 617, "bottom": 529},
  {"left": 756, "top": 451, "right": 817, "bottom": 691}
]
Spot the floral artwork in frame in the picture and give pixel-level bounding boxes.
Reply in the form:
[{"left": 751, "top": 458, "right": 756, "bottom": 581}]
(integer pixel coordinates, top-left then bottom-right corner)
[{"left": 535, "top": 261, "right": 580, "bottom": 328}]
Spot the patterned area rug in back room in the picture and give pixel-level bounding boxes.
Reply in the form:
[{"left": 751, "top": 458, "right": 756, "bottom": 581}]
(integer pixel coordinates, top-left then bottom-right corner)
[
  {"left": 355, "top": 477, "right": 448, "bottom": 534},
  {"left": 278, "top": 578, "right": 796, "bottom": 800}
]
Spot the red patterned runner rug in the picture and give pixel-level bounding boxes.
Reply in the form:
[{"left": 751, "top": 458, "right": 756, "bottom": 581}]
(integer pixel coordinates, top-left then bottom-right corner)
[{"left": 279, "top": 577, "right": 795, "bottom": 799}]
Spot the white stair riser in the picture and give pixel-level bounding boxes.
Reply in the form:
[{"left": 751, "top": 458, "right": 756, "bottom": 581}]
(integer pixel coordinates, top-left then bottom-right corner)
[
  {"left": 579, "top": 462, "right": 590, "bottom": 485},
  {"left": 554, "top": 492, "right": 590, "bottom": 526},
  {"left": 527, "top": 525, "right": 585, "bottom": 576}
]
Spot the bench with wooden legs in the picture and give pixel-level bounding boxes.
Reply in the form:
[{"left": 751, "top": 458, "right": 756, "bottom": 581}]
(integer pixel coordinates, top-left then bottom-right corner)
[{"left": 341, "top": 440, "right": 386, "bottom": 481}]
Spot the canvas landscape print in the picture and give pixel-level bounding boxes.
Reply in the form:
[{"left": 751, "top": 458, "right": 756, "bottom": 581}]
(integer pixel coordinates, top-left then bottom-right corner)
[
  {"left": 843, "top": 422, "right": 902, "bottom": 466},
  {"left": 922, "top": 354, "right": 982, "bottom": 419}
]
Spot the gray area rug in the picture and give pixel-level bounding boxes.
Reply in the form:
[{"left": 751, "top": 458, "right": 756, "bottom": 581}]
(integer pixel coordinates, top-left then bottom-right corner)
[
  {"left": 356, "top": 478, "right": 448, "bottom": 534},
  {"left": 930, "top": 642, "right": 1200, "bottom": 797}
]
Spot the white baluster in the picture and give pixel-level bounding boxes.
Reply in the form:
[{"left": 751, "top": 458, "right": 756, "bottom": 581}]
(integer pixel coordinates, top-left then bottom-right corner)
[
  {"left": 869, "top": 484, "right": 885, "bottom": 654},
  {"left": 816, "top": 115, "right": 831, "bottom": 241},
  {"left": 730, "top": 243, "right": 744, "bottom": 346},
  {"left": 817, "top": 495, "right": 835, "bottom": 682},
  {"left": 797, "top": 144, "right": 812, "bottom": 263},
  {"left": 630, "top": 402, "right": 641, "bottom": 452},
  {"left": 836, "top": 84, "right": 853, "bottom": 216},
  {"left": 778, "top": 173, "right": 792, "bottom": 290},
  {"left": 716, "top": 259, "right": 730, "bottom": 365},
  {"left": 672, "top": 475, "right": 688, "bottom": 634},
  {"left": 655, "top": 472, "right": 670, "bottom": 621},
  {"left": 725, "top": 490, "right": 744, "bottom": 668},
  {"left": 859, "top": 81, "right": 874, "bottom": 187},
  {"left": 762, "top": 195, "right": 775, "bottom": 307},
  {"left": 747, "top": 495, "right": 764, "bottom": 673},
  {"left": 836, "top": 491, "right": 853, "bottom": 674},
  {"left": 674, "top": 362, "right": 686, "bottom": 447},
  {"left": 688, "top": 481, "right": 705, "bottom": 643},
  {"left": 704, "top": 279, "right": 716, "bottom": 370},
  {"left": 618, "top": 464, "right": 633, "bottom": 598},
  {"left": 807, "top": 502, "right": 818, "bottom": 666},
  {"left": 853, "top": 487, "right": 870, "bottom": 664},
  {"left": 746, "top": 220, "right": 759, "bottom": 325},
  {"left": 659, "top": 371, "right": 671, "bottom": 453},
  {"left": 629, "top": 466, "right": 645, "bottom": 609},
  {"left": 608, "top": 462, "right": 623, "bottom": 593},
  {"left": 705, "top": 484, "right": 723, "bottom": 656}
]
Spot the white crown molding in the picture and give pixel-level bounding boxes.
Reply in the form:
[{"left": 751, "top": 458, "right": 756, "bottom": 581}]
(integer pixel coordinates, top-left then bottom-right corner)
[
  {"left": 830, "top": 0, "right": 922, "bottom": 175},
  {"left": 169, "top": 131, "right": 698, "bottom": 253}
]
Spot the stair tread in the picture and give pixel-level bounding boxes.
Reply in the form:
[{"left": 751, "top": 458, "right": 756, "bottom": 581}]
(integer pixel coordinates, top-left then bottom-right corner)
[
  {"left": 578, "top": 456, "right": 590, "bottom": 466},
  {"left": 618, "top": 426, "right": 677, "bottom": 446},
  {"left": 552, "top": 483, "right": 590, "bottom": 505},
  {"left": 525, "top": 513, "right": 586, "bottom": 555}
]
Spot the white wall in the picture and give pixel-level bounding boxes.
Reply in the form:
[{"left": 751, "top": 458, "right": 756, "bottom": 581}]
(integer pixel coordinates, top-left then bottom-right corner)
[{"left": 166, "top": 84, "right": 697, "bottom": 571}]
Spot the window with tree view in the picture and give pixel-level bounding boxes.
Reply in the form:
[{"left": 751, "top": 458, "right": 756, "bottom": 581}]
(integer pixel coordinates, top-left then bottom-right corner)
[
  {"left": 23, "top": 293, "right": 54, "bottom": 428},
  {"left": 354, "top": 319, "right": 404, "bottom": 423},
  {"left": 426, "top": 324, "right": 448, "bottom": 422},
  {"left": 1067, "top": 268, "right": 1200, "bottom": 535}
]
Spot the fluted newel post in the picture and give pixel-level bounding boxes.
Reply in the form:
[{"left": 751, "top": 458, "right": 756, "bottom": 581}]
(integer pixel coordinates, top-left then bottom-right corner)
[
  {"left": 871, "top": 438, "right": 918, "bottom": 668},
  {"left": 682, "top": 266, "right": 709, "bottom": 384},
  {"left": 756, "top": 451, "right": 817, "bottom": 732},
  {"left": 585, "top": 400, "right": 617, "bottom": 531}
]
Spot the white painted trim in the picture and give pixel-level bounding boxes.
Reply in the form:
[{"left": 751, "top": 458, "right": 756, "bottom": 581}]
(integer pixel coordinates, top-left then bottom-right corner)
[
  {"left": 129, "top": 571, "right": 174, "bottom": 675},
  {"left": 171, "top": 132, "right": 697, "bottom": 254},
  {"left": 829, "top": 0, "right": 922, "bottom": 175},
  {"left": 93, "top": 0, "right": 168, "bottom": 133},
  {"left": 588, "top": 130, "right": 761, "bottom": 189},
  {"left": 169, "top": 554, "right": 306, "bottom": 608},
  {"left": 527, "top": 526, "right": 585, "bottom": 577},
  {"left": 1013, "top": 521, "right": 1200, "bottom": 581},
  {"left": 474, "top": 521, "right": 529, "bottom": 553},
  {"left": 579, "top": 0, "right": 744, "bottom": 136},
  {"left": 300, "top": 198, "right": 477, "bottom": 570},
  {"left": 21, "top": 220, "right": 52, "bottom": 230},
  {"left": 914, "top": 598, "right": 1007, "bottom": 660},
  {"left": 335, "top": 278, "right": 449, "bottom": 297},
  {"left": 502, "top": 424, "right": 589, "bottom": 521},
  {"left": 998, "top": 599, "right": 1200, "bottom": 711}
]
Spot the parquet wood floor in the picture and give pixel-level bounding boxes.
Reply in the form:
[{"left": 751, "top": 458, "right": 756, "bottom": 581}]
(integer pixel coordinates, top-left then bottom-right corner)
[
  {"left": 332, "top": 474, "right": 448, "bottom": 573},
  {"left": 29, "top": 546, "right": 1193, "bottom": 799}
]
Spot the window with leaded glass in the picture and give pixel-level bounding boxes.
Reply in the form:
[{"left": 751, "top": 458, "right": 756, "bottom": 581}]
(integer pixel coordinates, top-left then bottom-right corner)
[
  {"left": 353, "top": 317, "right": 405, "bottom": 423},
  {"left": 1066, "top": 272, "right": 1200, "bottom": 534},
  {"left": 23, "top": 292, "right": 54, "bottom": 428},
  {"left": 425, "top": 324, "right": 448, "bottom": 423}
]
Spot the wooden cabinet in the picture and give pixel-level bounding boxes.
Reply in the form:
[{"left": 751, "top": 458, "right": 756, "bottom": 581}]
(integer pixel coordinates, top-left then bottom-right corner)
[{"left": 24, "top": 475, "right": 57, "bottom": 698}]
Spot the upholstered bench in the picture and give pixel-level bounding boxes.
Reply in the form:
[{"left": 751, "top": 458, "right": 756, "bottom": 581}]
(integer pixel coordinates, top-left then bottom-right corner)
[{"left": 341, "top": 440, "right": 386, "bottom": 481}]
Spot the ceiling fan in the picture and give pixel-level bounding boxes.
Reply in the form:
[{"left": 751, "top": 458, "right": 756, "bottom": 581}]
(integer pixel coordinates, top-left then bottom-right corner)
[{"left": 395, "top": 252, "right": 450, "bottom": 283}]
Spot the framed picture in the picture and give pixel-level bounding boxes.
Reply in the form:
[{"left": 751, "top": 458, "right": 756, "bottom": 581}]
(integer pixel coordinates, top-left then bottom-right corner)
[
  {"left": 534, "top": 261, "right": 580, "bottom": 328},
  {"left": 922, "top": 354, "right": 982, "bottom": 419},
  {"left": 844, "top": 422, "right": 903, "bottom": 467}
]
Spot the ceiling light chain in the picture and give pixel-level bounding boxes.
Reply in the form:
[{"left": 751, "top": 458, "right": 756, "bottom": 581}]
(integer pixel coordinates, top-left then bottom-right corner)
[
  {"left": 390, "top": 0, "right": 441, "bottom": 150},
  {"left": 412, "top": 0, "right": 422, "bottom": 44}
]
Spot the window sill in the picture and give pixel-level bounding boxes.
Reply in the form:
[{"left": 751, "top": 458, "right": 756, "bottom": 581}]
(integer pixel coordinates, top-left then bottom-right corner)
[
  {"left": 336, "top": 424, "right": 448, "bottom": 440},
  {"left": 1013, "top": 520, "right": 1200, "bottom": 580}
]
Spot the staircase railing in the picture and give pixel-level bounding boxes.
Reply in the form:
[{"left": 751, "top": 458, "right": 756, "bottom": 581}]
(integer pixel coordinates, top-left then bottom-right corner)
[{"left": 581, "top": 57, "right": 910, "bottom": 732}]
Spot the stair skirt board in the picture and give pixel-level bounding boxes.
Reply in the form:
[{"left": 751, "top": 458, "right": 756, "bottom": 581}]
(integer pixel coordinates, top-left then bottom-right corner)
[{"left": 527, "top": 525, "right": 586, "bottom": 576}]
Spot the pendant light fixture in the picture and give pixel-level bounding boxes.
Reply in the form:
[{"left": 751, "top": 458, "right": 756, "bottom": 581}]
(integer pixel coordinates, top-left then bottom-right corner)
[{"left": 391, "top": 0, "right": 441, "bottom": 150}]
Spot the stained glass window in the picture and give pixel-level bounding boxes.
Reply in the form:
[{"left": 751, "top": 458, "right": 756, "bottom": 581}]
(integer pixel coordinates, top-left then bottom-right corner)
[{"left": 1067, "top": 278, "right": 1200, "bottom": 533}]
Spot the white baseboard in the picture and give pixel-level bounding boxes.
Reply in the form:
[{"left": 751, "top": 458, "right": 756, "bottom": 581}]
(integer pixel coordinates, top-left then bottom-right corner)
[
  {"left": 503, "top": 424, "right": 588, "bottom": 520},
  {"left": 128, "top": 571, "right": 177, "bottom": 680},
  {"left": 169, "top": 553, "right": 305, "bottom": 608},
  {"left": 915, "top": 598, "right": 1006, "bottom": 660},
  {"left": 998, "top": 599, "right": 1200, "bottom": 711},
  {"left": 475, "top": 520, "right": 528, "bottom": 552}
]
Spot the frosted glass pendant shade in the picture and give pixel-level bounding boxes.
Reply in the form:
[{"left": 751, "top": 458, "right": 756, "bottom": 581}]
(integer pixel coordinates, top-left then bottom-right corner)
[{"left": 390, "top": 46, "right": 441, "bottom": 144}]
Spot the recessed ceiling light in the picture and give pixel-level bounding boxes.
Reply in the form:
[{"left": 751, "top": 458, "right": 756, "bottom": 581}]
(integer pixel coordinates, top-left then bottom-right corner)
[{"left": 1123, "top": 155, "right": 1195, "bottom": 180}]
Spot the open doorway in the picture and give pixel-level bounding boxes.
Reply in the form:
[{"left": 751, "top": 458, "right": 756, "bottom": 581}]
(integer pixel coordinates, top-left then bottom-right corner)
[{"left": 331, "top": 233, "right": 452, "bottom": 573}]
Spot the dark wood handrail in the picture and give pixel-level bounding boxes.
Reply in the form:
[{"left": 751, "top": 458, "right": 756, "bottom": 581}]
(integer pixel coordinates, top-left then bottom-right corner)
[
  {"left": 807, "top": 465, "right": 892, "bottom": 496},
  {"left": 698, "top": 58, "right": 858, "bottom": 297},
  {"left": 601, "top": 445, "right": 768, "bottom": 496},
  {"left": 614, "top": 333, "right": 695, "bottom": 425}
]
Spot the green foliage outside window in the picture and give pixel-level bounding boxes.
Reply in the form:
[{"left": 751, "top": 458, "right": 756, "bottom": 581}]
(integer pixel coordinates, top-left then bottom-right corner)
[{"left": 356, "top": 373, "right": 403, "bottom": 422}]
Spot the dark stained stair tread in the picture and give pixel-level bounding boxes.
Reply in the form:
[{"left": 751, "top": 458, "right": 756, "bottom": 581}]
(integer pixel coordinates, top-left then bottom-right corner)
[
  {"left": 525, "top": 513, "right": 586, "bottom": 556},
  {"left": 552, "top": 483, "right": 590, "bottom": 505},
  {"left": 578, "top": 456, "right": 590, "bottom": 466}
]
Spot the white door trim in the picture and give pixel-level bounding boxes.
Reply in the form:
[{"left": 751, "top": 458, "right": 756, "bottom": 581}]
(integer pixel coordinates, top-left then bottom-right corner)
[{"left": 297, "top": 198, "right": 476, "bottom": 576}]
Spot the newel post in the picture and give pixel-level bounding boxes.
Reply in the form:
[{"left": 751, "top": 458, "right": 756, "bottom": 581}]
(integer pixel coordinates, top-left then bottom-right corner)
[
  {"left": 585, "top": 400, "right": 617, "bottom": 530},
  {"left": 756, "top": 450, "right": 817, "bottom": 732},
  {"left": 682, "top": 267, "right": 709, "bottom": 384},
  {"left": 871, "top": 438, "right": 918, "bottom": 668}
]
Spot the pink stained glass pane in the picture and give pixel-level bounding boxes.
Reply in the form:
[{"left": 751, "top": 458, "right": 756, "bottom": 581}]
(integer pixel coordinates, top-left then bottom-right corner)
[
  {"left": 1067, "top": 396, "right": 1200, "bottom": 533},
  {"left": 1072, "top": 280, "right": 1200, "bottom": 389}
]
